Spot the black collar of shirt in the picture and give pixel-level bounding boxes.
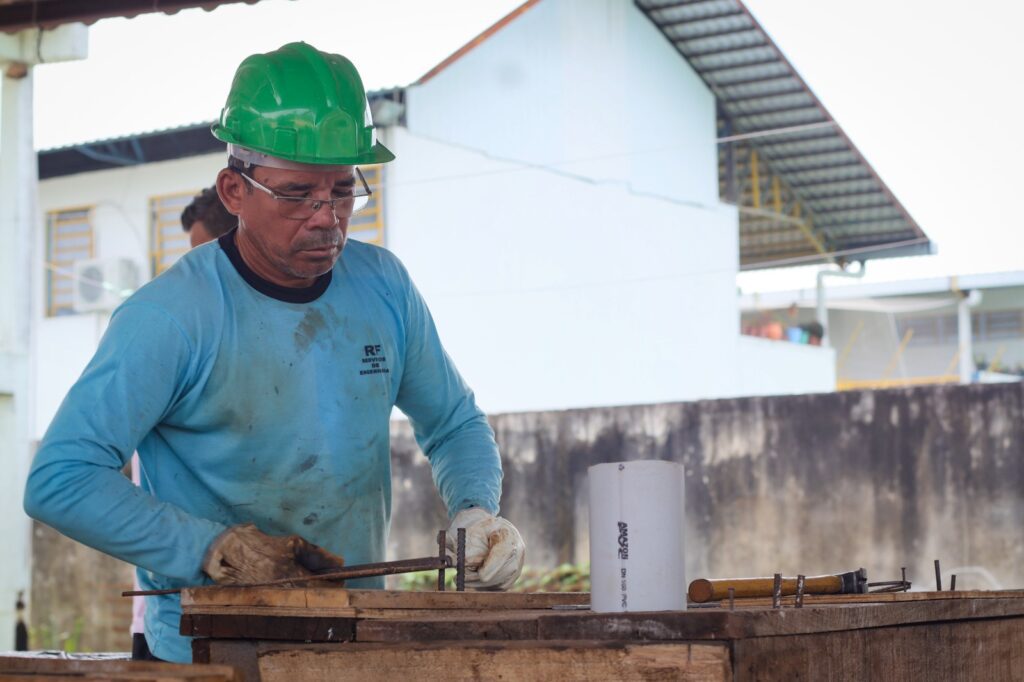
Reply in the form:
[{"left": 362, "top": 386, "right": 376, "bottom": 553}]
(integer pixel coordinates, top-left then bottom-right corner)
[{"left": 219, "top": 229, "right": 332, "bottom": 304}]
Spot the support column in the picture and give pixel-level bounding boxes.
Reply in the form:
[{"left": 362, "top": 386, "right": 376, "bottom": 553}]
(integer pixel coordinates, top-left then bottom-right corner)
[
  {"left": 957, "top": 291, "right": 981, "bottom": 384},
  {"left": 0, "top": 62, "right": 37, "bottom": 651}
]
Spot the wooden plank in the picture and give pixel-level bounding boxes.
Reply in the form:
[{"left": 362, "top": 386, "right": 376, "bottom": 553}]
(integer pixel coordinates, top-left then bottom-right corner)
[
  {"left": 183, "top": 597, "right": 1024, "bottom": 643},
  {"left": 0, "top": 655, "right": 240, "bottom": 681},
  {"left": 182, "top": 586, "right": 350, "bottom": 609},
  {"left": 707, "top": 589, "right": 1024, "bottom": 608},
  {"left": 253, "top": 641, "right": 732, "bottom": 682},
  {"left": 732, "top": 616, "right": 1024, "bottom": 681},
  {"left": 182, "top": 613, "right": 356, "bottom": 642},
  {"left": 345, "top": 589, "right": 588, "bottom": 610},
  {"left": 194, "top": 640, "right": 261, "bottom": 682},
  {"left": 184, "top": 605, "right": 359, "bottom": 618},
  {"left": 183, "top": 586, "right": 586, "bottom": 611},
  {"left": 536, "top": 597, "right": 1024, "bottom": 641},
  {"left": 356, "top": 612, "right": 542, "bottom": 642}
]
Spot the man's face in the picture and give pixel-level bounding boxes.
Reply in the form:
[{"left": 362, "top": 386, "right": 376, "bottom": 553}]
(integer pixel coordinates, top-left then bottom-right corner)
[
  {"left": 217, "top": 164, "right": 355, "bottom": 286},
  {"left": 189, "top": 220, "right": 215, "bottom": 248}
]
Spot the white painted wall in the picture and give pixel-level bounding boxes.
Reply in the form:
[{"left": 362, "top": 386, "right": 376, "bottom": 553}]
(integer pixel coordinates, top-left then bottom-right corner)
[
  {"left": 389, "top": 0, "right": 770, "bottom": 411},
  {"left": 736, "top": 336, "right": 836, "bottom": 397},
  {"left": 386, "top": 128, "right": 738, "bottom": 412},
  {"left": 406, "top": 0, "right": 719, "bottom": 208},
  {"left": 34, "top": 155, "right": 225, "bottom": 438}
]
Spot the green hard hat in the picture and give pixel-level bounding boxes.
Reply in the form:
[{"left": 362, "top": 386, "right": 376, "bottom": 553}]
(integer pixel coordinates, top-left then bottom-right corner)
[{"left": 212, "top": 42, "right": 394, "bottom": 166}]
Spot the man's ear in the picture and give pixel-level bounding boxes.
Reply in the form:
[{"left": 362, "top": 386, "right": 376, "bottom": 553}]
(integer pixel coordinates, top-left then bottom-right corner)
[{"left": 216, "top": 168, "right": 244, "bottom": 216}]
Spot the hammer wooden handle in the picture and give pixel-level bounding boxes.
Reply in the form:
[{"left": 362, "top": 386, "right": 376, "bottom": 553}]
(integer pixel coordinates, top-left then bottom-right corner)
[{"left": 688, "top": 572, "right": 857, "bottom": 603}]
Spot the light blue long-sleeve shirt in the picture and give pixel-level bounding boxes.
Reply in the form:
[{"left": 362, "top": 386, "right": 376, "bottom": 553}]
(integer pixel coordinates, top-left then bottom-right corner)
[{"left": 24, "top": 232, "right": 502, "bottom": 662}]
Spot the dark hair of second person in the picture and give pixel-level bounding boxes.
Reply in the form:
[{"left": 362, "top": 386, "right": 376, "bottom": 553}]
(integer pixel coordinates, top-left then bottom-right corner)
[{"left": 181, "top": 186, "right": 236, "bottom": 247}]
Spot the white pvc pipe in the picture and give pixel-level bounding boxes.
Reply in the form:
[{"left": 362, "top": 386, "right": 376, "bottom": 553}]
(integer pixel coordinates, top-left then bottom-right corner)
[{"left": 588, "top": 461, "right": 686, "bottom": 613}]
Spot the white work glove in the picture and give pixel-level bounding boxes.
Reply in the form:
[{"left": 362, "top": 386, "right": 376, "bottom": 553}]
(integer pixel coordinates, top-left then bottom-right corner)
[
  {"left": 202, "top": 523, "right": 346, "bottom": 585},
  {"left": 447, "top": 508, "right": 526, "bottom": 591}
]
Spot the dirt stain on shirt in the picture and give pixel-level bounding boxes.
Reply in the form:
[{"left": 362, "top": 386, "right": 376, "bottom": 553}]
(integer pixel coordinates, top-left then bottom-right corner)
[{"left": 294, "top": 309, "right": 327, "bottom": 352}]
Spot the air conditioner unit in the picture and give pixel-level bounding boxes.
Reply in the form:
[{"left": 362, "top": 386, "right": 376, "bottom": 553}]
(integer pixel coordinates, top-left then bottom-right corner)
[{"left": 71, "top": 258, "right": 139, "bottom": 313}]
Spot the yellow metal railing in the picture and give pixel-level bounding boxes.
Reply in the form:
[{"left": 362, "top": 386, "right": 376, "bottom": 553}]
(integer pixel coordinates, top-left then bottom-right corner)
[{"left": 837, "top": 375, "right": 959, "bottom": 391}]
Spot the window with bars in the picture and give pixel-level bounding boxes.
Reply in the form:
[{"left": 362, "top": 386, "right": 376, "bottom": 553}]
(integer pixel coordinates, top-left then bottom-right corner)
[
  {"left": 978, "top": 310, "right": 1024, "bottom": 340},
  {"left": 897, "top": 310, "right": 1024, "bottom": 345},
  {"left": 348, "top": 165, "right": 384, "bottom": 245},
  {"left": 150, "top": 192, "right": 196, "bottom": 276},
  {"left": 46, "top": 207, "right": 94, "bottom": 317}
]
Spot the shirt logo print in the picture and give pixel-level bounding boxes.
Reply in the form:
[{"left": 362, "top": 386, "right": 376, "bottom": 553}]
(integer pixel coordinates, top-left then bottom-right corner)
[{"left": 360, "top": 344, "right": 390, "bottom": 376}]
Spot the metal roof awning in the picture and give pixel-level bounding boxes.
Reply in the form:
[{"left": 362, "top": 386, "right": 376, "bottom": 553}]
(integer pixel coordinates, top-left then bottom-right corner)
[
  {"left": 37, "top": 88, "right": 406, "bottom": 179},
  {"left": 635, "top": 0, "right": 932, "bottom": 270},
  {"left": 0, "top": 1, "right": 261, "bottom": 33}
]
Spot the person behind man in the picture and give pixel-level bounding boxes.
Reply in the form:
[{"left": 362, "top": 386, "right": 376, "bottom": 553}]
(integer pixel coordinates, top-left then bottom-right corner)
[
  {"left": 25, "top": 42, "right": 525, "bottom": 663},
  {"left": 180, "top": 186, "right": 236, "bottom": 248}
]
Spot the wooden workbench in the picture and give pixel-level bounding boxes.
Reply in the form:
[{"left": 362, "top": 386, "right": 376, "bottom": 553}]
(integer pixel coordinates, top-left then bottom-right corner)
[
  {"left": 182, "top": 587, "right": 1024, "bottom": 681},
  {"left": 0, "top": 652, "right": 240, "bottom": 681}
]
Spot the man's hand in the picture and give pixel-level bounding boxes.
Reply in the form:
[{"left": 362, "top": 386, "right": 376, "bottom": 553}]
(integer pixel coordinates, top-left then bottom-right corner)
[
  {"left": 202, "top": 523, "right": 345, "bottom": 585},
  {"left": 447, "top": 508, "right": 525, "bottom": 590}
]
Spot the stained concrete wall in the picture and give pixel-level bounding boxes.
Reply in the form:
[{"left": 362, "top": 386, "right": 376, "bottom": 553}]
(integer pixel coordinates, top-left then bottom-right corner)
[
  {"left": 389, "top": 382, "right": 1024, "bottom": 594},
  {"left": 29, "top": 522, "right": 133, "bottom": 652}
]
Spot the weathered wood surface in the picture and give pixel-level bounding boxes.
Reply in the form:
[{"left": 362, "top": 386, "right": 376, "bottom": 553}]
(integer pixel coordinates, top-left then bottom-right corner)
[
  {"left": 182, "top": 587, "right": 587, "bottom": 611},
  {"left": 711, "top": 588, "right": 1024, "bottom": 608},
  {"left": 731, "top": 616, "right": 1024, "bottom": 681},
  {"left": 234, "top": 641, "right": 731, "bottom": 682},
  {"left": 0, "top": 654, "right": 240, "bottom": 681},
  {"left": 193, "top": 641, "right": 261, "bottom": 682},
  {"left": 535, "top": 597, "right": 1024, "bottom": 640},
  {"left": 182, "top": 613, "right": 356, "bottom": 642},
  {"left": 184, "top": 596, "right": 1024, "bottom": 643},
  {"left": 187, "top": 594, "right": 1024, "bottom": 682}
]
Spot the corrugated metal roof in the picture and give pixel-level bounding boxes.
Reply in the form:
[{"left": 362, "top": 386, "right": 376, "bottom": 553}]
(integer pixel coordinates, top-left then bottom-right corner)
[
  {"left": 0, "top": 0, "right": 262, "bottom": 33},
  {"left": 37, "top": 88, "right": 406, "bottom": 179},
  {"left": 635, "top": 0, "right": 931, "bottom": 270}
]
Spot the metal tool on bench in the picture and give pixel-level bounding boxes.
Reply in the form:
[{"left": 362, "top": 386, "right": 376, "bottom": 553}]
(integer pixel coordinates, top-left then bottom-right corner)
[
  {"left": 688, "top": 568, "right": 912, "bottom": 604},
  {"left": 124, "top": 527, "right": 468, "bottom": 598}
]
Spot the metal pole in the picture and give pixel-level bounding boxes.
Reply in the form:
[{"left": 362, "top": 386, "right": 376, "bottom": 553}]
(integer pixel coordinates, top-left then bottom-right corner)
[
  {"left": 816, "top": 263, "right": 867, "bottom": 347},
  {"left": 957, "top": 292, "right": 979, "bottom": 384}
]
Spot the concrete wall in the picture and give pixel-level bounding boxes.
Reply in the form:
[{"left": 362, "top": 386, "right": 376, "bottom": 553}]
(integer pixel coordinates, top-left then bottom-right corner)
[
  {"left": 29, "top": 522, "right": 133, "bottom": 652},
  {"left": 389, "top": 382, "right": 1024, "bottom": 594}
]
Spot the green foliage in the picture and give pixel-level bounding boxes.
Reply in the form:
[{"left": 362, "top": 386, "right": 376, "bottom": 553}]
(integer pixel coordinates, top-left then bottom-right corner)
[
  {"left": 29, "top": 616, "right": 84, "bottom": 652},
  {"left": 398, "top": 569, "right": 456, "bottom": 591},
  {"left": 513, "top": 563, "right": 590, "bottom": 593},
  {"left": 398, "top": 563, "right": 590, "bottom": 593}
]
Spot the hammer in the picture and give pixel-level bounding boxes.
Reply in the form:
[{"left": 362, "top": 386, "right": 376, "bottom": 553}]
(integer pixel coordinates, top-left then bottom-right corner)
[{"left": 688, "top": 568, "right": 867, "bottom": 603}]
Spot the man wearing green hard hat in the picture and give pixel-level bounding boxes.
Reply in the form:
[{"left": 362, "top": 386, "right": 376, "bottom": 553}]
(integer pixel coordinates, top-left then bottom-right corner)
[{"left": 24, "top": 42, "right": 524, "bottom": 663}]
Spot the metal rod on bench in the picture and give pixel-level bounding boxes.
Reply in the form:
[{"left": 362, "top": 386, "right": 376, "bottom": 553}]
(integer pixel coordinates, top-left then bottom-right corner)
[
  {"left": 456, "top": 527, "right": 466, "bottom": 592},
  {"left": 123, "top": 555, "right": 452, "bottom": 597},
  {"left": 437, "top": 530, "right": 447, "bottom": 591}
]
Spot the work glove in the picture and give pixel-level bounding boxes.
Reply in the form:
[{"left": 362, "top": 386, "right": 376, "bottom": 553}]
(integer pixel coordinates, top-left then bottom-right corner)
[
  {"left": 202, "top": 523, "right": 345, "bottom": 585},
  {"left": 447, "top": 508, "right": 526, "bottom": 591}
]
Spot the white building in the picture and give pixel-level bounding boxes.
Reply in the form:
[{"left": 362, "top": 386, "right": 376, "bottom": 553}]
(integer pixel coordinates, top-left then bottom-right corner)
[
  {"left": 6, "top": 0, "right": 932, "bottom": 643},
  {"left": 741, "top": 271, "right": 1024, "bottom": 390}
]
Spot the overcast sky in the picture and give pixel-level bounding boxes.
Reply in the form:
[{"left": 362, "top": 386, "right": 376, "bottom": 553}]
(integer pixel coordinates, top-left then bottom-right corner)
[{"left": 23, "top": 0, "right": 1024, "bottom": 292}]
